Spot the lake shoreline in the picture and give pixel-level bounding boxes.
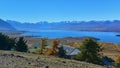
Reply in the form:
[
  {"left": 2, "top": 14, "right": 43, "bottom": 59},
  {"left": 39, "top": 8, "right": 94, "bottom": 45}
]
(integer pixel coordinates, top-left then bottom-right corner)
[
  {"left": 1, "top": 30, "right": 120, "bottom": 44},
  {"left": 21, "top": 30, "right": 120, "bottom": 44}
]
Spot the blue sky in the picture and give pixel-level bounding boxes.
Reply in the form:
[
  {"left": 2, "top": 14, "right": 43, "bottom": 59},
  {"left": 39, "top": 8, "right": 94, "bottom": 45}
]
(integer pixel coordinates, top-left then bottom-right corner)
[{"left": 0, "top": 0, "right": 120, "bottom": 23}]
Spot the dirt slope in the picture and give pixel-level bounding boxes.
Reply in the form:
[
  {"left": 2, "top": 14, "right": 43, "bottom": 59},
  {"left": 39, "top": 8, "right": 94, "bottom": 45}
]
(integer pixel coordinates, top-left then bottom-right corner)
[{"left": 0, "top": 50, "right": 105, "bottom": 68}]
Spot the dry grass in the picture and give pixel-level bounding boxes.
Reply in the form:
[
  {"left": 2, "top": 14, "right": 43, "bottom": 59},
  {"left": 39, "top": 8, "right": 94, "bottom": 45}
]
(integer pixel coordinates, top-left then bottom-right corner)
[
  {"left": 100, "top": 43, "right": 120, "bottom": 60},
  {"left": 0, "top": 50, "right": 105, "bottom": 68},
  {"left": 24, "top": 37, "right": 120, "bottom": 60}
]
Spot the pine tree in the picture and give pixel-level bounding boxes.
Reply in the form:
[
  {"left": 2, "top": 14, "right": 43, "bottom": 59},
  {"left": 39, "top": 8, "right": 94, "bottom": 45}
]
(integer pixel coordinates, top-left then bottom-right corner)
[
  {"left": 76, "top": 38, "right": 103, "bottom": 65},
  {"left": 16, "top": 37, "right": 28, "bottom": 52},
  {"left": 0, "top": 33, "right": 15, "bottom": 50}
]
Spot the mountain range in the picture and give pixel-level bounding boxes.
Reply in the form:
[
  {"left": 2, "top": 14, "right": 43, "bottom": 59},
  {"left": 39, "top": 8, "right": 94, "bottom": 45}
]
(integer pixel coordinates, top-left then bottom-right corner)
[
  {"left": 0, "top": 18, "right": 120, "bottom": 32},
  {"left": 0, "top": 19, "right": 15, "bottom": 31},
  {"left": 7, "top": 20, "right": 120, "bottom": 32}
]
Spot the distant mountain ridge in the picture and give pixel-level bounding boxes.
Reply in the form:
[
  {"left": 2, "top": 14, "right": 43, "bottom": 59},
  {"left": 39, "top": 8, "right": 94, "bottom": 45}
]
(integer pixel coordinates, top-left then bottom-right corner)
[
  {"left": 7, "top": 20, "right": 120, "bottom": 32},
  {"left": 0, "top": 19, "right": 16, "bottom": 31}
]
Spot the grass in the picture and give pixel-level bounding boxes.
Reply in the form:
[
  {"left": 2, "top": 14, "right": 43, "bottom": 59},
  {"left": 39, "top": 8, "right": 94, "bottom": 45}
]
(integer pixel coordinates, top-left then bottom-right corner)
[{"left": 0, "top": 50, "right": 106, "bottom": 68}]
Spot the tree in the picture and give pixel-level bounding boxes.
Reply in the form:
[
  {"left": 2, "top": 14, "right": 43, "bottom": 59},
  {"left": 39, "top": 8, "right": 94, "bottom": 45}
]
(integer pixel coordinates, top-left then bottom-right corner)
[
  {"left": 114, "top": 55, "right": 120, "bottom": 67},
  {"left": 116, "top": 55, "right": 120, "bottom": 63},
  {"left": 44, "top": 39, "right": 60, "bottom": 56},
  {"left": 58, "top": 46, "right": 66, "bottom": 58},
  {"left": 40, "top": 38, "right": 48, "bottom": 54},
  {"left": 16, "top": 37, "right": 28, "bottom": 52},
  {"left": 75, "top": 38, "right": 103, "bottom": 65},
  {"left": 0, "top": 33, "right": 15, "bottom": 50},
  {"left": 9, "top": 38, "right": 16, "bottom": 51},
  {"left": 35, "top": 38, "right": 48, "bottom": 54}
]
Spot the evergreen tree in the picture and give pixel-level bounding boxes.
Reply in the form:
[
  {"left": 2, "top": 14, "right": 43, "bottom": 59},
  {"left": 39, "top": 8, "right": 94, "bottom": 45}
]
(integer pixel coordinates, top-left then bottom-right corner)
[
  {"left": 16, "top": 37, "right": 28, "bottom": 52},
  {"left": 76, "top": 38, "right": 103, "bottom": 65},
  {"left": 9, "top": 38, "right": 16, "bottom": 50},
  {"left": 58, "top": 46, "right": 66, "bottom": 58},
  {"left": 0, "top": 33, "right": 15, "bottom": 50}
]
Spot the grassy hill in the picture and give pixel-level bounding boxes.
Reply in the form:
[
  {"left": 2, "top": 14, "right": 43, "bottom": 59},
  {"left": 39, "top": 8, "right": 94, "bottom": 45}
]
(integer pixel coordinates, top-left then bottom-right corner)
[{"left": 0, "top": 50, "right": 105, "bottom": 68}]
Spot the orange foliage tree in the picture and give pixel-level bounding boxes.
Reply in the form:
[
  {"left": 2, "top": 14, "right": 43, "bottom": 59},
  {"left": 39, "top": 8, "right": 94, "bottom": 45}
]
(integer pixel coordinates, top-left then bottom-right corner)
[
  {"left": 44, "top": 39, "right": 60, "bottom": 56},
  {"left": 116, "top": 55, "right": 120, "bottom": 63}
]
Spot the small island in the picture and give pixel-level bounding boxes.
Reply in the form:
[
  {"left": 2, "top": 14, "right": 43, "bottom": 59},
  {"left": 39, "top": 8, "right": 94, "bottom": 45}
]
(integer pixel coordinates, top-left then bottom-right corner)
[{"left": 116, "top": 34, "right": 120, "bottom": 37}]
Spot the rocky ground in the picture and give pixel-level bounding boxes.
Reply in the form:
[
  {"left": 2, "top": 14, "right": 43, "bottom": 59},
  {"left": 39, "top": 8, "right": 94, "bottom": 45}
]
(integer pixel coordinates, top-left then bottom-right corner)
[{"left": 0, "top": 50, "right": 106, "bottom": 68}]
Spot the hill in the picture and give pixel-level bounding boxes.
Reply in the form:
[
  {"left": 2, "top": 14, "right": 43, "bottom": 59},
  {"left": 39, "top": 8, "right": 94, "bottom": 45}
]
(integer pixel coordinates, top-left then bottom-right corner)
[
  {"left": 0, "top": 19, "right": 16, "bottom": 31},
  {"left": 7, "top": 20, "right": 120, "bottom": 32},
  {"left": 0, "top": 50, "right": 105, "bottom": 68}
]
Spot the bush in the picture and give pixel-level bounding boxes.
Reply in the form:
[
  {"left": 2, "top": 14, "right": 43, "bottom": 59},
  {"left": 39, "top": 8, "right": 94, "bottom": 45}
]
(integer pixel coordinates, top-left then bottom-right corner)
[
  {"left": 58, "top": 46, "right": 66, "bottom": 58},
  {"left": 34, "top": 48, "right": 42, "bottom": 54}
]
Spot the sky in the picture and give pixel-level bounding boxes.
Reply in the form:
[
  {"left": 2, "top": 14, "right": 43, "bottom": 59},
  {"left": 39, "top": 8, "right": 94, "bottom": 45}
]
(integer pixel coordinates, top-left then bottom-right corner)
[{"left": 0, "top": 0, "right": 120, "bottom": 23}]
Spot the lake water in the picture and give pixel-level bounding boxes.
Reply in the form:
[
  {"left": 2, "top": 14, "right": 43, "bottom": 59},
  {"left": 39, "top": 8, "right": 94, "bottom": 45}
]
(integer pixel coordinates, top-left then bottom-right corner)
[{"left": 22, "top": 30, "right": 120, "bottom": 44}]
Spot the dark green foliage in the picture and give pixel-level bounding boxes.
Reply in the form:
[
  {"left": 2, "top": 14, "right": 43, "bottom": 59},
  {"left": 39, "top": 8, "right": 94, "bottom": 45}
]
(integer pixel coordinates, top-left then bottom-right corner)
[
  {"left": 58, "top": 46, "right": 66, "bottom": 58},
  {"left": 75, "top": 38, "right": 103, "bottom": 65},
  {"left": 16, "top": 37, "right": 28, "bottom": 52},
  {"left": 0, "top": 33, "right": 28, "bottom": 52},
  {"left": 0, "top": 33, "right": 16, "bottom": 50}
]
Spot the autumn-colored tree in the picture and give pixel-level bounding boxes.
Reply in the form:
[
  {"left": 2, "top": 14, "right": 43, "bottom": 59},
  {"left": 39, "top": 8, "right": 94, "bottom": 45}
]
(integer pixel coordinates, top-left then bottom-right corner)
[
  {"left": 40, "top": 38, "right": 48, "bottom": 54},
  {"left": 51, "top": 39, "right": 60, "bottom": 50},
  {"left": 113, "top": 55, "right": 120, "bottom": 67},
  {"left": 116, "top": 55, "right": 120, "bottom": 63},
  {"left": 44, "top": 39, "right": 60, "bottom": 56}
]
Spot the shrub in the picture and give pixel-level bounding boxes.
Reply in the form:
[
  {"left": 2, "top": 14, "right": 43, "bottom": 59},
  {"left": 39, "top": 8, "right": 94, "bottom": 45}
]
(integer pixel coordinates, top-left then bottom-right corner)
[
  {"left": 34, "top": 48, "right": 42, "bottom": 54},
  {"left": 58, "top": 46, "right": 66, "bottom": 58}
]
